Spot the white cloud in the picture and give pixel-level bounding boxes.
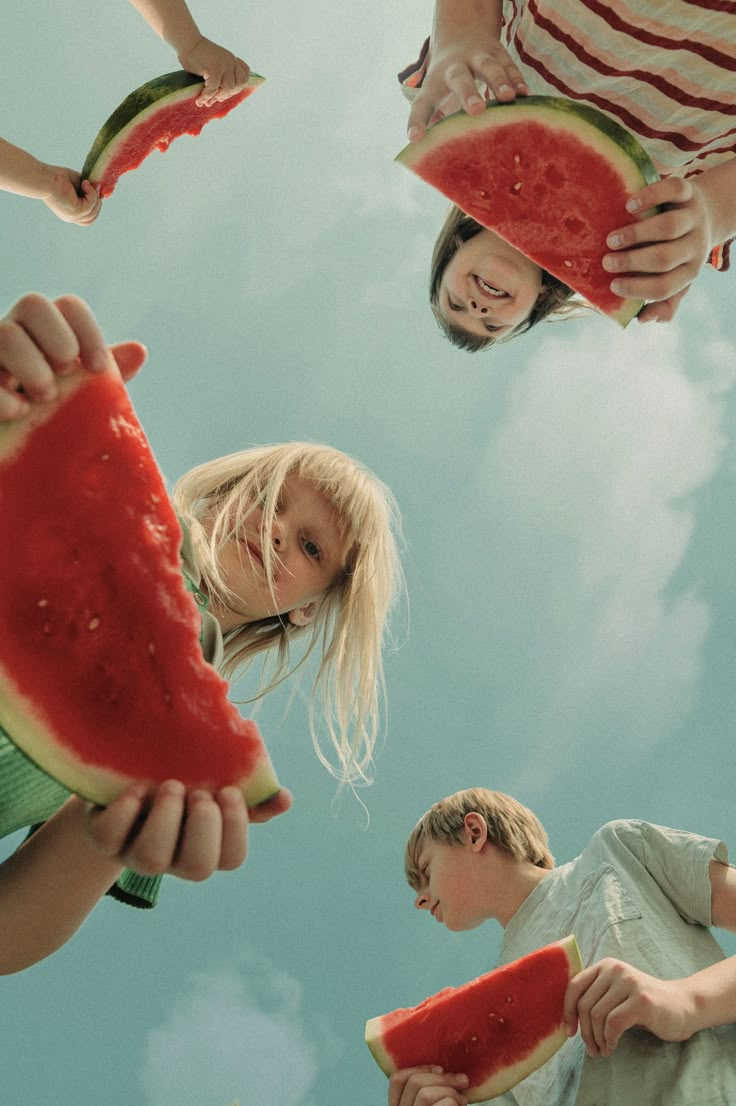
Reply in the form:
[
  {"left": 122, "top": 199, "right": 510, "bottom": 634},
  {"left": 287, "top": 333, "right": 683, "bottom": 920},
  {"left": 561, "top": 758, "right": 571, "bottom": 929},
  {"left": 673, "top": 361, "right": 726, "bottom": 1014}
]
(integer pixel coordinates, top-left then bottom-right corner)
[
  {"left": 140, "top": 953, "right": 331, "bottom": 1106},
  {"left": 466, "top": 313, "right": 735, "bottom": 778}
]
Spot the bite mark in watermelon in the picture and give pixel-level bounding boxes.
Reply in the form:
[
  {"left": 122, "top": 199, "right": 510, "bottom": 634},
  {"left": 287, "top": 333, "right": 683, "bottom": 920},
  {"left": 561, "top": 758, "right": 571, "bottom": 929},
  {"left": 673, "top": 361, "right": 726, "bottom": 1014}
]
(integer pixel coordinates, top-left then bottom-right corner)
[
  {"left": 366, "top": 935, "right": 582, "bottom": 1101},
  {"left": 0, "top": 368, "right": 280, "bottom": 808},
  {"left": 397, "top": 97, "right": 661, "bottom": 326},
  {"left": 81, "top": 69, "right": 264, "bottom": 198}
]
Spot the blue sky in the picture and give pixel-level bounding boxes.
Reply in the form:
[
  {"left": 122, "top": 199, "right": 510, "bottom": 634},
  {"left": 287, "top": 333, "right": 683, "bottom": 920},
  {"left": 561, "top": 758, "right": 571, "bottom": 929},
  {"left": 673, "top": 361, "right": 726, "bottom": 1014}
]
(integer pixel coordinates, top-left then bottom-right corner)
[{"left": 2, "top": 2, "right": 735, "bottom": 1104}]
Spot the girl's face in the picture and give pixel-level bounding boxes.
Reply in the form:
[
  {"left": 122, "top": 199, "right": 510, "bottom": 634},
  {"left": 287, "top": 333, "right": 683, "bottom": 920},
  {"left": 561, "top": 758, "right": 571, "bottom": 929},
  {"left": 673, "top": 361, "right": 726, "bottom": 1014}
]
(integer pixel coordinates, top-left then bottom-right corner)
[
  {"left": 209, "top": 476, "right": 345, "bottom": 631},
  {"left": 439, "top": 229, "right": 545, "bottom": 339}
]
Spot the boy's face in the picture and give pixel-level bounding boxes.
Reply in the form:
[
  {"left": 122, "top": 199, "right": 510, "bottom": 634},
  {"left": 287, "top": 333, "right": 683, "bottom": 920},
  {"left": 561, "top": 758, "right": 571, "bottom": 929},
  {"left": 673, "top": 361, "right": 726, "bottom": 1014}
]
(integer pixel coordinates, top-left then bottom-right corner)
[{"left": 413, "top": 821, "right": 499, "bottom": 931}]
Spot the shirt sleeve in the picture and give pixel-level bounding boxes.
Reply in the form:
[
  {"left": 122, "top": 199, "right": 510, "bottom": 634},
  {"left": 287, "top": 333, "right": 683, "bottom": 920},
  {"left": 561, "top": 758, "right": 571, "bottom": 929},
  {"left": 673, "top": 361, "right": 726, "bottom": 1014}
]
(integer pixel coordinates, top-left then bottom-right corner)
[{"left": 636, "top": 821, "right": 729, "bottom": 927}]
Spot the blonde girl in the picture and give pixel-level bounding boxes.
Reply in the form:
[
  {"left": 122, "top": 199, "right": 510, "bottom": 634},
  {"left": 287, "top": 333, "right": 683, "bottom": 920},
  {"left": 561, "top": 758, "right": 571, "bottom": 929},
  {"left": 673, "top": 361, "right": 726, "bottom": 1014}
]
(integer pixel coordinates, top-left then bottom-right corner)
[
  {"left": 399, "top": 0, "right": 736, "bottom": 349},
  {"left": 0, "top": 292, "right": 401, "bottom": 973}
]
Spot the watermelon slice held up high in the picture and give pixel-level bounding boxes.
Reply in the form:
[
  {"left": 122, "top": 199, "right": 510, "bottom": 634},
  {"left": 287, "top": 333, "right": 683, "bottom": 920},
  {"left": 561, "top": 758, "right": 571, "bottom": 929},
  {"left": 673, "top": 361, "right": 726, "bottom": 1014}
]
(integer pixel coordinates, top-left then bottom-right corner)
[
  {"left": 397, "top": 97, "right": 661, "bottom": 326},
  {"left": 81, "top": 69, "right": 264, "bottom": 198},
  {"left": 366, "top": 935, "right": 582, "bottom": 1102},
  {"left": 0, "top": 368, "right": 280, "bottom": 809}
]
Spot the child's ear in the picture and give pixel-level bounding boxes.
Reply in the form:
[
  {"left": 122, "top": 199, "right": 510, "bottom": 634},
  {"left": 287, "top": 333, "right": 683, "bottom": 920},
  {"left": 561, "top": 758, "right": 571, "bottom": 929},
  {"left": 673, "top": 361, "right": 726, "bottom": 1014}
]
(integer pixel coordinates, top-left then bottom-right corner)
[
  {"left": 287, "top": 601, "right": 318, "bottom": 627},
  {"left": 464, "top": 812, "right": 488, "bottom": 849}
]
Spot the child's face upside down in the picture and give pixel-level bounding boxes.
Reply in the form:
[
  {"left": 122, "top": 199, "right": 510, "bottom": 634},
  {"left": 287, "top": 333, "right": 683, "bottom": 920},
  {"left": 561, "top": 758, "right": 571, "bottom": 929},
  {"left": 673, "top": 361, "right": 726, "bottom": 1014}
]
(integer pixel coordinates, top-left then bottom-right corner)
[{"left": 439, "top": 228, "right": 545, "bottom": 340}]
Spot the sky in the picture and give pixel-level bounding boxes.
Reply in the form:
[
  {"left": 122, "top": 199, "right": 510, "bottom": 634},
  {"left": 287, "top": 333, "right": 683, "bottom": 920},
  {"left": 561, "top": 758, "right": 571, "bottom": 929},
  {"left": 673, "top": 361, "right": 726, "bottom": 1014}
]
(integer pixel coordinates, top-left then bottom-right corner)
[{"left": 1, "top": 2, "right": 735, "bottom": 1105}]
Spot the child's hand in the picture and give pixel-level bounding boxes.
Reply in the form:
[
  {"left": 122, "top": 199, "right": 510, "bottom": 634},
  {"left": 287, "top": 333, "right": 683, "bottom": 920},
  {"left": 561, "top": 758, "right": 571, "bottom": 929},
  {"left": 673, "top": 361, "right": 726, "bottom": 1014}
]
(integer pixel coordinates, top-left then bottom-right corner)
[
  {"left": 407, "top": 33, "right": 528, "bottom": 143},
  {"left": 42, "top": 166, "right": 101, "bottom": 226},
  {"left": 178, "top": 37, "right": 250, "bottom": 107},
  {"left": 603, "top": 176, "right": 712, "bottom": 323},
  {"left": 85, "top": 780, "right": 291, "bottom": 881},
  {"left": 388, "top": 1066, "right": 469, "bottom": 1106},
  {"left": 564, "top": 958, "right": 695, "bottom": 1058},
  {"left": 0, "top": 293, "right": 147, "bottom": 421}
]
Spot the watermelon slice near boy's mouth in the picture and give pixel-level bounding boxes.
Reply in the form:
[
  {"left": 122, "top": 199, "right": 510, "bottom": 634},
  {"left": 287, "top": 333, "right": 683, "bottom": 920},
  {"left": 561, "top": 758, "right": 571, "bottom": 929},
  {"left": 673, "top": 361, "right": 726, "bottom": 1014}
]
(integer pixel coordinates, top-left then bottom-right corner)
[
  {"left": 0, "top": 368, "right": 281, "bottom": 809},
  {"left": 397, "top": 97, "right": 661, "bottom": 326},
  {"left": 366, "top": 935, "right": 582, "bottom": 1101},
  {"left": 81, "top": 69, "right": 264, "bottom": 198}
]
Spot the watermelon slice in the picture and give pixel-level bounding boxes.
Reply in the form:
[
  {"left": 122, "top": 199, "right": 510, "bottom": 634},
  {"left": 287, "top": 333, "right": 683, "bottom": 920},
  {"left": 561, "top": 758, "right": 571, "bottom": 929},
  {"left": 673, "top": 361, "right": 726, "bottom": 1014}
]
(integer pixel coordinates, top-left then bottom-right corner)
[
  {"left": 81, "top": 69, "right": 264, "bottom": 198},
  {"left": 0, "top": 368, "right": 280, "bottom": 809},
  {"left": 365, "top": 935, "right": 582, "bottom": 1102},
  {"left": 397, "top": 97, "right": 661, "bottom": 326}
]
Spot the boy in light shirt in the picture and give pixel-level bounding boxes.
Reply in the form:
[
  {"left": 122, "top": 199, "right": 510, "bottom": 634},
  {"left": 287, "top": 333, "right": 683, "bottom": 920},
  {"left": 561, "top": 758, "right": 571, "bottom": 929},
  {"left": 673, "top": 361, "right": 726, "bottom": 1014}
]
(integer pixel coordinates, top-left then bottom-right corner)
[{"left": 390, "top": 788, "right": 736, "bottom": 1106}]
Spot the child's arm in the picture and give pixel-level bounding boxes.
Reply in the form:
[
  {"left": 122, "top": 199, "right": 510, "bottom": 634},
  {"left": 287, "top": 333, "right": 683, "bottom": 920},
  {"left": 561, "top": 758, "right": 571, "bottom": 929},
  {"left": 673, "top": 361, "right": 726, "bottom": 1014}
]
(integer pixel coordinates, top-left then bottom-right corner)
[
  {"left": 563, "top": 859, "right": 736, "bottom": 1057},
  {"left": 603, "top": 158, "right": 736, "bottom": 323},
  {"left": 388, "top": 1066, "right": 470, "bottom": 1106},
  {"left": 0, "top": 781, "right": 285, "bottom": 975},
  {"left": 126, "top": 0, "right": 250, "bottom": 107},
  {"left": 0, "top": 138, "right": 100, "bottom": 226},
  {"left": 406, "top": 0, "right": 528, "bottom": 143},
  {"left": 0, "top": 292, "right": 147, "bottom": 421}
]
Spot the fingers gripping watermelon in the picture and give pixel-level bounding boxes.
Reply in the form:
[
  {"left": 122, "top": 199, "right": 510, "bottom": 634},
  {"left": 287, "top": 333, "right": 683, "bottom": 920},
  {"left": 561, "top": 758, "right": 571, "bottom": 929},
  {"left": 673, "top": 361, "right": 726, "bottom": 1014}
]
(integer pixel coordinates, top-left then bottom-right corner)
[
  {"left": 81, "top": 69, "right": 264, "bottom": 198},
  {"left": 0, "top": 368, "right": 280, "bottom": 809},
  {"left": 366, "top": 936, "right": 582, "bottom": 1102},
  {"left": 397, "top": 97, "right": 661, "bottom": 326}
]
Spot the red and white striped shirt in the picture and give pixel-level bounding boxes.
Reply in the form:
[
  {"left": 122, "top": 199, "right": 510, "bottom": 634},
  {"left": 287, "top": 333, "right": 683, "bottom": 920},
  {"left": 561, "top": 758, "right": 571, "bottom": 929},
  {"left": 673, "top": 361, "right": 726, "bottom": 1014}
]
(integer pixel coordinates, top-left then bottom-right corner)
[{"left": 399, "top": 0, "right": 736, "bottom": 269}]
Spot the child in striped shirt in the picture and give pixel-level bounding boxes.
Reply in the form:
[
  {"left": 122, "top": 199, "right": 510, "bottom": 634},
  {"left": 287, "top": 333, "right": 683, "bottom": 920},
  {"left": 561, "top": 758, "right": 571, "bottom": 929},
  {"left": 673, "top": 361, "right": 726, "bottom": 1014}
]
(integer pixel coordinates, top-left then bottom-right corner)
[{"left": 399, "top": 0, "right": 736, "bottom": 349}]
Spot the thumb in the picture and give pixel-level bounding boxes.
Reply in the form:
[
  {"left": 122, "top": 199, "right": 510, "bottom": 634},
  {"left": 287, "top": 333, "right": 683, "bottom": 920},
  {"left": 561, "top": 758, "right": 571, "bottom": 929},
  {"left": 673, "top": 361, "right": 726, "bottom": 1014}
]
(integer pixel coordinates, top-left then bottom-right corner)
[{"left": 109, "top": 340, "right": 147, "bottom": 382}]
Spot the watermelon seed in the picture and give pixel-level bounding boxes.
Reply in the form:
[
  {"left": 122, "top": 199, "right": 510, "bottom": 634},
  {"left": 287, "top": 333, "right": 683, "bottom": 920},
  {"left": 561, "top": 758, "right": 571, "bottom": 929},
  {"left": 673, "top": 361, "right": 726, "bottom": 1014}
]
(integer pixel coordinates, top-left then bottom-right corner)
[{"left": 88, "top": 617, "right": 100, "bottom": 631}]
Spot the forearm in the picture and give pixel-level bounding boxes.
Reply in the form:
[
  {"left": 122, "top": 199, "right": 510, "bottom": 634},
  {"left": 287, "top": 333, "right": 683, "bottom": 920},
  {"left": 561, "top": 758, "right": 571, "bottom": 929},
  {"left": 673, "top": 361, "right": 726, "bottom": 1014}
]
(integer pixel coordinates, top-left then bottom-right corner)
[
  {"left": 431, "top": 0, "right": 503, "bottom": 47},
  {"left": 0, "top": 138, "right": 57, "bottom": 201},
  {"left": 682, "top": 956, "right": 736, "bottom": 1036},
  {"left": 695, "top": 157, "right": 736, "bottom": 250},
  {"left": 0, "top": 796, "right": 124, "bottom": 974},
  {"left": 127, "top": 0, "right": 201, "bottom": 57}
]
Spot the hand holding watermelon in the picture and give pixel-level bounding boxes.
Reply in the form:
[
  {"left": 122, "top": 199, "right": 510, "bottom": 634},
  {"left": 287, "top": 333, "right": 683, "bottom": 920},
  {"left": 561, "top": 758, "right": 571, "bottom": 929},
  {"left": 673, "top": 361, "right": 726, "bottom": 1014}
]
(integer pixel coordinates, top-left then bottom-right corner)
[
  {"left": 0, "top": 293, "right": 146, "bottom": 421},
  {"left": 178, "top": 36, "right": 251, "bottom": 107},
  {"left": 388, "top": 1067, "right": 469, "bottom": 1106},
  {"left": 85, "top": 779, "right": 292, "bottom": 880},
  {"left": 604, "top": 173, "right": 725, "bottom": 324},
  {"left": 406, "top": 6, "right": 528, "bottom": 143}
]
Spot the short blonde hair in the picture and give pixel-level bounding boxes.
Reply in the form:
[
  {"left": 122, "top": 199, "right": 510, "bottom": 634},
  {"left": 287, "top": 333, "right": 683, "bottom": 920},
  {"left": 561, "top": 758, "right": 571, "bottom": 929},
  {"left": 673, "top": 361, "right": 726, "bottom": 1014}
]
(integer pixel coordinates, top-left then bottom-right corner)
[
  {"left": 405, "top": 788, "right": 554, "bottom": 889},
  {"left": 172, "top": 442, "right": 403, "bottom": 786},
  {"left": 430, "top": 206, "right": 584, "bottom": 351}
]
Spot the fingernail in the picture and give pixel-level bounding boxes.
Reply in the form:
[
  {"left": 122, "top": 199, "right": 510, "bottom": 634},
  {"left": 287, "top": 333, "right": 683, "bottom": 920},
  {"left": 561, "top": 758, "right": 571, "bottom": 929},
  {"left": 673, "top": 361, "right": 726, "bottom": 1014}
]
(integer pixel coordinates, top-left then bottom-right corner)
[
  {"left": 607, "top": 232, "right": 622, "bottom": 248},
  {"left": 626, "top": 197, "right": 641, "bottom": 213}
]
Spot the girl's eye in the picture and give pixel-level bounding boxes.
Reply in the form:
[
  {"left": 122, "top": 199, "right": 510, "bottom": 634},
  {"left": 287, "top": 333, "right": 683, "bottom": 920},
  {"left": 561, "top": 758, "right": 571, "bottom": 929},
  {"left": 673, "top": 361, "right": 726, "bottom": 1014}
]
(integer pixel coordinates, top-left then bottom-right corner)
[{"left": 303, "top": 538, "right": 321, "bottom": 560}]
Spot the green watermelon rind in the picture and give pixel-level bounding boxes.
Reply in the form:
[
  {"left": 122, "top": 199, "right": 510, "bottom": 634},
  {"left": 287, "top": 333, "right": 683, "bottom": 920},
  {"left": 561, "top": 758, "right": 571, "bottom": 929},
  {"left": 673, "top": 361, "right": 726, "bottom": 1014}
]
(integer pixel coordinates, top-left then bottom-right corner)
[
  {"left": 0, "top": 370, "right": 280, "bottom": 810},
  {"left": 397, "top": 97, "right": 661, "bottom": 327},
  {"left": 80, "top": 69, "right": 265, "bottom": 188},
  {"left": 365, "top": 935, "right": 582, "bottom": 1103}
]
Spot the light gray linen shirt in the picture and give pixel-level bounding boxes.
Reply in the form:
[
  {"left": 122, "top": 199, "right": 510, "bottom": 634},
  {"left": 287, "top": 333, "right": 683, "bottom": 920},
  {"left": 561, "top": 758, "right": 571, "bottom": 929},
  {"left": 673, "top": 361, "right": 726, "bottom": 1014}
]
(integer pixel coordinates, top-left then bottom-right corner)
[{"left": 492, "top": 820, "right": 736, "bottom": 1106}]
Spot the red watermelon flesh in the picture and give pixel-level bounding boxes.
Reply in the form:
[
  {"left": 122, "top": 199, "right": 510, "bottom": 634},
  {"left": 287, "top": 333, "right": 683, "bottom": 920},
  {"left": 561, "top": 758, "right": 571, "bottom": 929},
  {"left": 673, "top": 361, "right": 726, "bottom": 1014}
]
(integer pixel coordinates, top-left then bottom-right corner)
[
  {"left": 397, "top": 98, "right": 661, "bottom": 326},
  {"left": 0, "top": 368, "right": 280, "bottom": 808},
  {"left": 366, "top": 936, "right": 582, "bottom": 1101},
  {"left": 81, "top": 70, "right": 264, "bottom": 198}
]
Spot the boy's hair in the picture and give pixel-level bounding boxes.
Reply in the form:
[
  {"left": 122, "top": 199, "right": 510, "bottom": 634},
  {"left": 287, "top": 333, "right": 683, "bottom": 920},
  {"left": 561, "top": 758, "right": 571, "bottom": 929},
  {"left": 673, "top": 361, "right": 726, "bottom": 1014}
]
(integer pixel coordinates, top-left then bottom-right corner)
[
  {"left": 430, "top": 206, "right": 582, "bottom": 351},
  {"left": 405, "top": 788, "right": 554, "bottom": 889},
  {"left": 172, "top": 442, "right": 403, "bottom": 786}
]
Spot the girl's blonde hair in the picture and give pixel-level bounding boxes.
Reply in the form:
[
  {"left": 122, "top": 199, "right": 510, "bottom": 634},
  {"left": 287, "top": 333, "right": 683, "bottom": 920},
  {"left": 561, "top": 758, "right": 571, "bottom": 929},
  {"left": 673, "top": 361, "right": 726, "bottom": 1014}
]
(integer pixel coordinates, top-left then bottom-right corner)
[
  {"left": 172, "top": 442, "right": 402, "bottom": 786},
  {"left": 405, "top": 788, "right": 554, "bottom": 888},
  {"left": 430, "top": 206, "right": 583, "bottom": 351}
]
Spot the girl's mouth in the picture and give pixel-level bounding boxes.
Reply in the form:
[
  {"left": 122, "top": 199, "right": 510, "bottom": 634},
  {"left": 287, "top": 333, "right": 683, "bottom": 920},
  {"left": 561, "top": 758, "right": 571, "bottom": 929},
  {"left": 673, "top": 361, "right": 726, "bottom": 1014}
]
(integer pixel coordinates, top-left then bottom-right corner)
[{"left": 474, "top": 274, "right": 508, "bottom": 299}]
